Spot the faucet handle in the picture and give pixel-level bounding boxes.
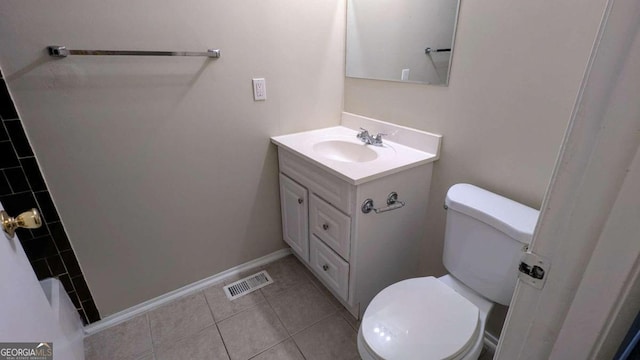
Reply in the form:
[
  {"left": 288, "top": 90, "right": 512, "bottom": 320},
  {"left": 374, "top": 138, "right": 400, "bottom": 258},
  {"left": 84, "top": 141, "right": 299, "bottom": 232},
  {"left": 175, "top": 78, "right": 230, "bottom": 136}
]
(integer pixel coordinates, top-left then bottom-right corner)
[
  {"left": 370, "top": 132, "right": 386, "bottom": 146},
  {"left": 357, "top": 128, "right": 370, "bottom": 138}
]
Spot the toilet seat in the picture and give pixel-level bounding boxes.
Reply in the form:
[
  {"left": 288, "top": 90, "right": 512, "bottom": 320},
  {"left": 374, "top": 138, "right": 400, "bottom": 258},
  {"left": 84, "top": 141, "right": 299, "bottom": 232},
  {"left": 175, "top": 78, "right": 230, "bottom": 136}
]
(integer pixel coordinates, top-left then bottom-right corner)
[{"left": 360, "top": 276, "right": 480, "bottom": 360}]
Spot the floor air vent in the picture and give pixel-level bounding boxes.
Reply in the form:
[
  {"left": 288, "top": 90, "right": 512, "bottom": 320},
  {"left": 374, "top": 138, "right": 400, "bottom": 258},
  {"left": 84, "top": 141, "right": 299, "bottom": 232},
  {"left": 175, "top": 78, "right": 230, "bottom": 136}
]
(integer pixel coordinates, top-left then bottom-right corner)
[{"left": 223, "top": 270, "right": 273, "bottom": 300}]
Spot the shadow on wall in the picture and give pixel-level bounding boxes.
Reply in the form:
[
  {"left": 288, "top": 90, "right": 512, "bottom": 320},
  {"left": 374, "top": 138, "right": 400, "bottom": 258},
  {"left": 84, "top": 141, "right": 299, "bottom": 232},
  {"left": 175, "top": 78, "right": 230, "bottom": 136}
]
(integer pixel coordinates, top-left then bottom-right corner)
[{"left": 239, "top": 142, "right": 286, "bottom": 260}]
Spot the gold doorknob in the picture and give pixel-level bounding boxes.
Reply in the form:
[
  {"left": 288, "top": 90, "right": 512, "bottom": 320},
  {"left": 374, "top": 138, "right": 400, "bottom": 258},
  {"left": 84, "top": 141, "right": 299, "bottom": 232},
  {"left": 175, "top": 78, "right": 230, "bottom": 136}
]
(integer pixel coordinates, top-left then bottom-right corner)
[{"left": 1, "top": 209, "right": 43, "bottom": 239}]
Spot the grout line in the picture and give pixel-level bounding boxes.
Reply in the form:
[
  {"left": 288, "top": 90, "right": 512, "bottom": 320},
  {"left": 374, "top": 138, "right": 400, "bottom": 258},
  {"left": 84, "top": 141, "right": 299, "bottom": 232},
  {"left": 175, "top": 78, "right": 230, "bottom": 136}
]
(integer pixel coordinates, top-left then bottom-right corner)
[
  {"left": 211, "top": 278, "right": 269, "bottom": 324},
  {"left": 2, "top": 170, "right": 13, "bottom": 194},
  {"left": 213, "top": 321, "right": 231, "bottom": 360},
  {"left": 202, "top": 289, "right": 218, "bottom": 322},
  {"left": 247, "top": 337, "right": 292, "bottom": 360},
  {"left": 5, "top": 138, "right": 21, "bottom": 164},
  {"left": 0, "top": 165, "right": 22, "bottom": 171},
  {"left": 263, "top": 280, "right": 338, "bottom": 338},
  {"left": 151, "top": 292, "right": 217, "bottom": 348},
  {"left": 208, "top": 262, "right": 304, "bottom": 360},
  {"left": 262, "top": 257, "right": 341, "bottom": 338},
  {"left": 1, "top": 189, "right": 34, "bottom": 196},
  {"left": 261, "top": 288, "right": 293, "bottom": 338},
  {"left": 145, "top": 313, "right": 155, "bottom": 358},
  {"left": 291, "top": 336, "right": 309, "bottom": 360},
  {"left": 202, "top": 290, "right": 232, "bottom": 360},
  {"left": 288, "top": 310, "right": 338, "bottom": 338},
  {"left": 213, "top": 300, "right": 266, "bottom": 324}
]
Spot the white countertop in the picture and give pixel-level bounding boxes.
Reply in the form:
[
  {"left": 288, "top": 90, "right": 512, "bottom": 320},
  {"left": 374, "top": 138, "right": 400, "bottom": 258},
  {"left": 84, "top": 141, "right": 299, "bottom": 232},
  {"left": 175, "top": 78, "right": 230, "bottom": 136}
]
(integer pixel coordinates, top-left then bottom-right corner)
[{"left": 271, "top": 126, "right": 439, "bottom": 185}]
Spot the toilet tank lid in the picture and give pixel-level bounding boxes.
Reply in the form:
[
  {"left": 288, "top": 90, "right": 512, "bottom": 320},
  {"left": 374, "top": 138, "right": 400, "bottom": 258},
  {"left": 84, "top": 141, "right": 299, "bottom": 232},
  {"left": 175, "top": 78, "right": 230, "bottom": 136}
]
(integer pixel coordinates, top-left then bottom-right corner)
[{"left": 445, "top": 183, "right": 540, "bottom": 244}]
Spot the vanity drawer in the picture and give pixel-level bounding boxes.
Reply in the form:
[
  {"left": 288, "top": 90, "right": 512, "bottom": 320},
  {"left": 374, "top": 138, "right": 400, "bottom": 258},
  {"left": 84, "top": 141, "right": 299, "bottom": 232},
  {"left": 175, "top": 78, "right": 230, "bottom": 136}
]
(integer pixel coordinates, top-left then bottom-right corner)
[
  {"left": 278, "top": 149, "right": 353, "bottom": 214},
  {"left": 310, "top": 236, "right": 349, "bottom": 301},
  {"left": 310, "top": 194, "right": 351, "bottom": 260}
]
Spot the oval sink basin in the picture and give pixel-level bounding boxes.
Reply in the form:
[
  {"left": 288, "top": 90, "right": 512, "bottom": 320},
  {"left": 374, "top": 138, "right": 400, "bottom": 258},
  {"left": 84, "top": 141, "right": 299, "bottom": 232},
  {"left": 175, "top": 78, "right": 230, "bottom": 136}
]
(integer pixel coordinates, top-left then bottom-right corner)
[{"left": 312, "top": 140, "right": 379, "bottom": 163}]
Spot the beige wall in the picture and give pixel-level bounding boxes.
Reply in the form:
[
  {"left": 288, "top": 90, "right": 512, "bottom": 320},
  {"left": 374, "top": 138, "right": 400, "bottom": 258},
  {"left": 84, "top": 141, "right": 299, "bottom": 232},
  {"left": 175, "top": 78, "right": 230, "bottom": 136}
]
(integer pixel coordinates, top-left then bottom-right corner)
[
  {"left": 0, "top": 0, "right": 609, "bottom": 334},
  {"left": 0, "top": 0, "right": 345, "bottom": 316},
  {"left": 345, "top": 0, "right": 607, "bottom": 335}
]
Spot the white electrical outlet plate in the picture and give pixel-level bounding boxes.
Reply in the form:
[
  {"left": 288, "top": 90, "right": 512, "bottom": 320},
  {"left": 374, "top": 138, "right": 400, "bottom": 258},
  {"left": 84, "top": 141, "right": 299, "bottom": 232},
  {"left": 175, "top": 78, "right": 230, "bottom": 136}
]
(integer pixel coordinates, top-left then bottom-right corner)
[
  {"left": 252, "top": 78, "right": 266, "bottom": 101},
  {"left": 401, "top": 69, "right": 410, "bottom": 81}
]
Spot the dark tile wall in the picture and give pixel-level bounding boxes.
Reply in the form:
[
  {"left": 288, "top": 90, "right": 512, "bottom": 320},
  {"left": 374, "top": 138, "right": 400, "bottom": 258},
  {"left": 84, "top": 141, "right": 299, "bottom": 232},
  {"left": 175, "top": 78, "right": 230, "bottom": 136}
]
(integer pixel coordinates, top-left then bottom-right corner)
[{"left": 0, "top": 70, "right": 100, "bottom": 324}]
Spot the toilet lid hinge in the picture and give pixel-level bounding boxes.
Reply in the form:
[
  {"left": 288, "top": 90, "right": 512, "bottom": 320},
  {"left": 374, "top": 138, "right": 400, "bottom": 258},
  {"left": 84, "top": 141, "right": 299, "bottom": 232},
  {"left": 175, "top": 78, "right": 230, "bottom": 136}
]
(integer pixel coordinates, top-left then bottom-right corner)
[{"left": 518, "top": 252, "right": 550, "bottom": 290}]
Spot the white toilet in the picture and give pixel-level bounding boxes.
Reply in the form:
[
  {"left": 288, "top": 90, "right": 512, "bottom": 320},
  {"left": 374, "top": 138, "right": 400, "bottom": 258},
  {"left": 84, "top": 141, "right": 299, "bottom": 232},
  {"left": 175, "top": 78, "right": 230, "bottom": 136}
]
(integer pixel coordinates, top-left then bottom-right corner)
[{"left": 358, "top": 183, "right": 540, "bottom": 360}]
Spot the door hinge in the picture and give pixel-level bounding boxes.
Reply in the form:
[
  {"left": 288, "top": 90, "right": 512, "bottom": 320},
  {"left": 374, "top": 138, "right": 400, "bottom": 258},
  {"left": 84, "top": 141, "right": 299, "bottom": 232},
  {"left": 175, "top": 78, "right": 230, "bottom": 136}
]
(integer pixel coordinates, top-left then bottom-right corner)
[{"left": 518, "top": 251, "right": 550, "bottom": 289}]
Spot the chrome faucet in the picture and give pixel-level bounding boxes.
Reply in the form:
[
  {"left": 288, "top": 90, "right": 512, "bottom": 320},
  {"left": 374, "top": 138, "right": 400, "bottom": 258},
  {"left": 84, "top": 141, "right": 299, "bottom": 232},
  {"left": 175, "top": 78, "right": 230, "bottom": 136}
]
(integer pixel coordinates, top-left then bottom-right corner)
[{"left": 357, "top": 128, "right": 385, "bottom": 146}]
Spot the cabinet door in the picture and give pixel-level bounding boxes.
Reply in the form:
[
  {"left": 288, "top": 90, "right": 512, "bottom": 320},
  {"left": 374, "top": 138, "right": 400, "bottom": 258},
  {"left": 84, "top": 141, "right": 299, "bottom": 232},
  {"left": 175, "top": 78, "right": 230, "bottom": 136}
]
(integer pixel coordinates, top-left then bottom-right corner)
[{"left": 280, "top": 174, "right": 309, "bottom": 262}]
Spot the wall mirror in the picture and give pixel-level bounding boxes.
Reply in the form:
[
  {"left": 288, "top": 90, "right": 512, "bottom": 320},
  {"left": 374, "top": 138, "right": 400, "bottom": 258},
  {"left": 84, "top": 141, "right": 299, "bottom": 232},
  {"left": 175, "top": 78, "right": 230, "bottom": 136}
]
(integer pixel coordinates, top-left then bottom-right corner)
[{"left": 346, "top": 0, "right": 461, "bottom": 85}]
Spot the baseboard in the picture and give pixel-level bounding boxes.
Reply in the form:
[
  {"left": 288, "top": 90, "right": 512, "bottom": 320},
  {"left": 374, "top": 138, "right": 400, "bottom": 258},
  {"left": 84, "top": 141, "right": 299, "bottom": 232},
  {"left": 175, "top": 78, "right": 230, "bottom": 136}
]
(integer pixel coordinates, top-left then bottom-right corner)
[
  {"left": 484, "top": 331, "right": 499, "bottom": 353},
  {"left": 83, "top": 248, "right": 292, "bottom": 335}
]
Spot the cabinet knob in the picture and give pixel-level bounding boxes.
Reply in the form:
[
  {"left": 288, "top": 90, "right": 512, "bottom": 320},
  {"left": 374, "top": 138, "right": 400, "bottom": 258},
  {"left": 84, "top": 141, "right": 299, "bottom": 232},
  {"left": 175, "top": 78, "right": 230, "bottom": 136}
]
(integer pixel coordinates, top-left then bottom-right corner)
[
  {"left": 322, "top": 264, "right": 329, "bottom": 271},
  {"left": 322, "top": 223, "right": 329, "bottom": 230},
  {"left": 298, "top": 198, "right": 304, "bottom": 204}
]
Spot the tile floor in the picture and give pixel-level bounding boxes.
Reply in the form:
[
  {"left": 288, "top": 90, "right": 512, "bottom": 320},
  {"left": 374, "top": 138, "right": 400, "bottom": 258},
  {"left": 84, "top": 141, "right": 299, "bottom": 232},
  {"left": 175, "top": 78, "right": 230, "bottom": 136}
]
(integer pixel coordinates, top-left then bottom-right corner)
[{"left": 84, "top": 254, "right": 495, "bottom": 360}]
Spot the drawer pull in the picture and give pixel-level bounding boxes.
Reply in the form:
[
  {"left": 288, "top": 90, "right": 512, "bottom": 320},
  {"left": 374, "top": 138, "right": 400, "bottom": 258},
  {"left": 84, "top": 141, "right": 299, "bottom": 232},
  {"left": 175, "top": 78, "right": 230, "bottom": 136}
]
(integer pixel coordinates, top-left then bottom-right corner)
[
  {"left": 322, "top": 264, "right": 329, "bottom": 271},
  {"left": 298, "top": 198, "right": 304, "bottom": 204},
  {"left": 322, "top": 223, "right": 329, "bottom": 230}
]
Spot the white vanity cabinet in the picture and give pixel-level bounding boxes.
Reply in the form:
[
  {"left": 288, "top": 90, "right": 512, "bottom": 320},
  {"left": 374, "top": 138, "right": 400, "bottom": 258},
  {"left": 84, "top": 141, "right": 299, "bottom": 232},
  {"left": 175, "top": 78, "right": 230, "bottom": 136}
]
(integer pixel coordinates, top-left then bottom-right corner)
[
  {"left": 272, "top": 112, "right": 442, "bottom": 318},
  {"left": 276, "top": 148, "right": 434, "bottom": 318}
]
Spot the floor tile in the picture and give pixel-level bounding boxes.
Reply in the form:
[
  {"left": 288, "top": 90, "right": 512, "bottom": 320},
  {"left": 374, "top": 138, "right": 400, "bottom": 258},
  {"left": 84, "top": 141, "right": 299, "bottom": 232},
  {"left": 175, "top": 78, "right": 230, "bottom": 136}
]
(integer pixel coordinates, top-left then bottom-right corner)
[
  {"left": 84, "top": 315, "right": 152, "bottom": 360},
  {"left": 260, "top": 255, "right": 312, "bottom": 298},
  {"left": 148, "top": 292, "right": 214, "bottom": 345},
  {"left": 154, "top": 325, "right": 229, "bottom": 360},
  {"left": 306, "top": 272, "right": 344, "bottom": 308},
  {"left": 204, "top": 281, "right": 266, "bottom": 322},
  {"left": 135, "top": 353, "right": 154, "bottom": 360},
  {"left": 218, "top": 302, "right": 289, "bottom": 360},
  {"left": 293, "top": 314, "right": 359, "bottom": 360},
  {"left": 250, "top": 339, "right": 304, "bottom": 360},
  {"left": 267, "top": 281, "right": 336, "bottom": 334}
]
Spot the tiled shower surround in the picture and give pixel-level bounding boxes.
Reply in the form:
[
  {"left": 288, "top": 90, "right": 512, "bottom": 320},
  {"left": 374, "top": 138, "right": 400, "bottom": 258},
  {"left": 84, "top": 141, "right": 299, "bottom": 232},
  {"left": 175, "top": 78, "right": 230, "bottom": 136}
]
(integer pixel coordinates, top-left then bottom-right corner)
[{"left": 0, "top": 69, "right": 100, "bottom": 324}]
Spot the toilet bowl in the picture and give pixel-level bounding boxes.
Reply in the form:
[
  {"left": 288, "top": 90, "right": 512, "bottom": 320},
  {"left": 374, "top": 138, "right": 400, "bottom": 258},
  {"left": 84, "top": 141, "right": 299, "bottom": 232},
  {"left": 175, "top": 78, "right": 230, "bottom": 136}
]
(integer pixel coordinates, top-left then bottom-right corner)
[
  {"left": 357, "top": 184, "right": 540, "bottom": 360},
  {"left": 358, "top": 275, "right": 492, "bottom": 360}
]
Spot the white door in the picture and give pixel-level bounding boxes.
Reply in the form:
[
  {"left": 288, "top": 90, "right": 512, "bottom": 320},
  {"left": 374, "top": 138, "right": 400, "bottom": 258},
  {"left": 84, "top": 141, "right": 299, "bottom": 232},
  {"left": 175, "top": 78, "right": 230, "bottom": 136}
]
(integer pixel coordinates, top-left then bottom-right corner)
[
  {"left": 0, "top": 202, "right": 83, "bottom": 359},
  {"left": 279, "top": 174, "right": 309, "bottom": 261},
  {"left": 496, "top": 0, "right": 640, "bottom": 357}
]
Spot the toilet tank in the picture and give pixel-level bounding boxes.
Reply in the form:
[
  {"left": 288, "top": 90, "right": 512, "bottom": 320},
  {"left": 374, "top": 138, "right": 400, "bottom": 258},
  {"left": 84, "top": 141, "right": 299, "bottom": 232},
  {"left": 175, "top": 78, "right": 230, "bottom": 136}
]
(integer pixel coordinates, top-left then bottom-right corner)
[{"left": 443, "top": 184, "right": 539, "bottom": 306}]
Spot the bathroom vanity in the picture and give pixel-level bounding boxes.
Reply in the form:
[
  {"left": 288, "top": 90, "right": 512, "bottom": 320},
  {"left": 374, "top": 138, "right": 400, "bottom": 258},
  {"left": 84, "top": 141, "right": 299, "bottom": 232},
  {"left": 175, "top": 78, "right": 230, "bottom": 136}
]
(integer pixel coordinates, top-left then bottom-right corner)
[{"left": 271, "top": 112, "right": 442, "bottom": 318}]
